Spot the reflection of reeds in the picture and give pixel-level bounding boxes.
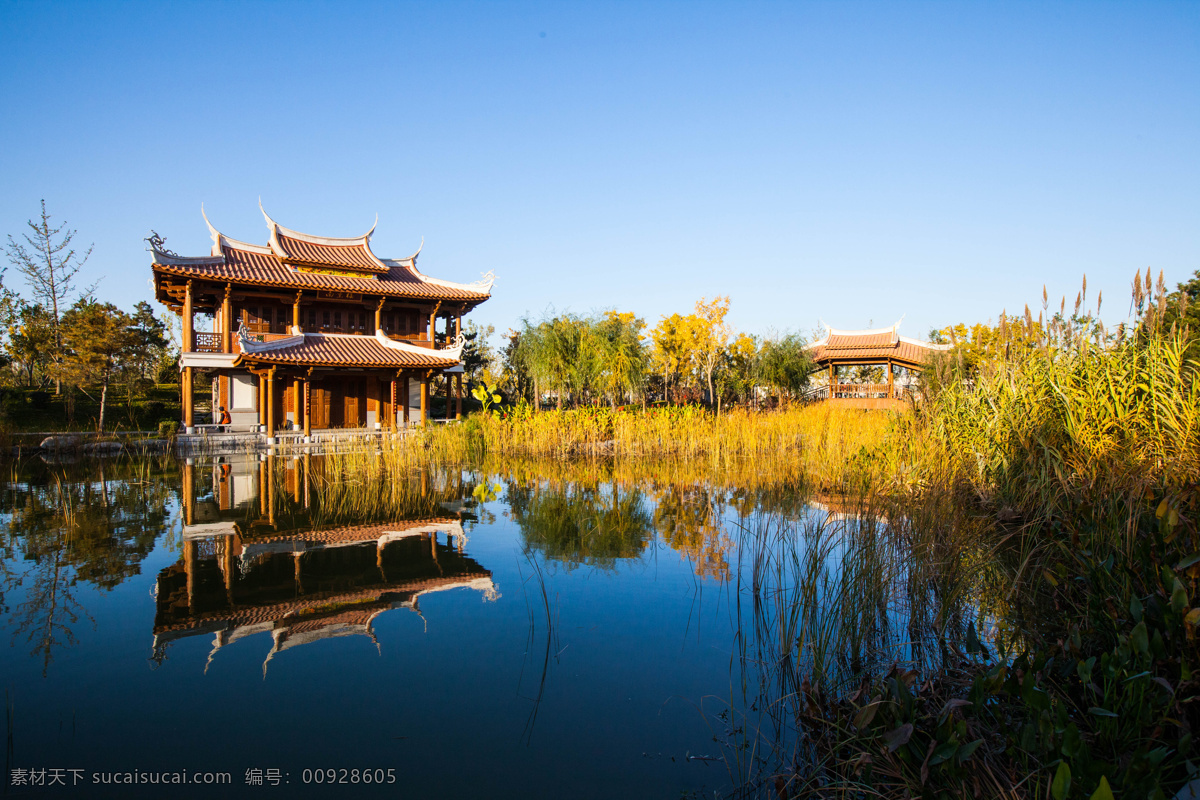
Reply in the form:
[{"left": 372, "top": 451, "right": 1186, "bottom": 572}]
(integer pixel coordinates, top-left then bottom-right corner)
[
  {"left": 718, "top": 482, "right": 1016, "bottom": 797},
  {"left": 516, "top": 548, "right": 559, "bottom": 745},
  {"left": 263, "top": 453, "right": 472, "bottom": 530}
]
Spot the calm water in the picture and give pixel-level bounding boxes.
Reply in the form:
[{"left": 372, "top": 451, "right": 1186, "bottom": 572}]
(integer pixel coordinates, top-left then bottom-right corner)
[{"left": 0, "top": 454, "right": 831, "bottom": 799}]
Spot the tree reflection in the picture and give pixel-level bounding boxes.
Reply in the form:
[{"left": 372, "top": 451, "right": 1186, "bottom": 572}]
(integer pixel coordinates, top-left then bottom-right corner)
[
  {"left": 506, "top": 479, "right": 654, "bottom": 568},
  {"left": 1, "top": 457, "right": 177, "bottom": 673},
  {"left": 653, "top": 484, "right": 733, "bottom": 580}
]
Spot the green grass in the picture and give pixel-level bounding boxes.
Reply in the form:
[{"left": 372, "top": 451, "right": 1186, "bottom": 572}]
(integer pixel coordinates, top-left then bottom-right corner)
[{"left": 0, "top": 383, "right": 191, "bottom": 433}]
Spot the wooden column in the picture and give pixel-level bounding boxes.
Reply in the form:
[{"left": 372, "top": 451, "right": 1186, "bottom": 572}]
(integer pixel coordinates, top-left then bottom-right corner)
[
  {"left": 401, "top": 376, "right": 410, "bottom": 426},
  {"left": 183, "top": 280, "right": 194, "bottom": 352},
  {"left": 828, "top": 364, "right": 834, "bottom": 402},
  {"left": 183, "top": 462, "right": 195, "bottom": 525},
  {"left": 455, "top": 315, "right": 461, "bottom": 338},
  {"left": 303, "top": 453, "right": 311, "bottom": 508},
  {"left": 428, "top": 310, "right": 437, "bottom": 344},
  {"left": 267, "top": 457, "right": 275, "bottom": 526},
  {"left": 184, "top": 539, "right": 197, "bottom": 613},
  {"left": 420, "top": 376, "right": 429, "bottom": 426},
  {"left": 183, "top": 367, "right": 194, "bottom": 428},
  {"left": 293, "top": 377, "right": 302, "bottom": 430},
  {"left": 266, "top": 369, "right": 276, "bottom": 438},
  {"left": 389, "top": 378, "right": 397, "bottom": 432},
  {"left": 303, "top": 378, "right": 311, "bottom": 437},
  {"left": 455, "top": 373, "right": 463, "bottom": 420},
  {"left": 887, "top": 360, "right": 894, "bottom": 399},
  {"left": 293, "top": 291, "right": 303, "bottom": 332},
  {"left": 375, "top": 298, "right": 385, "bottom": 332},
  {"left": 258, "top": 374, "right": 266, "bottom": 429},
  {"left": 222, "top": 284, "right": 232, "bottom": 353},
  {"left": 223, "top": 535, "right": 235, "bottom": 596},
  {"left": 258, "top": 461, "right": 267, "bottom": 516}
]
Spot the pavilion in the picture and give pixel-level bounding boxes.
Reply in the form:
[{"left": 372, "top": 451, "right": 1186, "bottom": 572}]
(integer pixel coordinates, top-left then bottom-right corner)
[
  {"left": 149, "top": 204, "right": 493, "bottom": 439},
  {"left": 806, "top": 322, "right": 952, "bottom": 409}
]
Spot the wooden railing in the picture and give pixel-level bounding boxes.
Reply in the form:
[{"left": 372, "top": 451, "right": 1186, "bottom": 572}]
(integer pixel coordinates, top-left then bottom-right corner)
[
  {"left": 190, "top": 328, "right": 437, "bottom": 354},
  {"left": 808, "top": 383, "right": 912, "bottom": 401},
  {"left": 193, "top": 332, "right": 222, "bottom": 353}
]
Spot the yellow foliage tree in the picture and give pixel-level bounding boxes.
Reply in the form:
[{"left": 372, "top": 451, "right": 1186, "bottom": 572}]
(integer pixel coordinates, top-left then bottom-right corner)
[{"left": 693, "top": 296, "right": 731, "bottom": 411}]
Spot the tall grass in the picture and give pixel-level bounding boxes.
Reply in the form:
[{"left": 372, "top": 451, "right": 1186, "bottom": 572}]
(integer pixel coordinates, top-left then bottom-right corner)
[
  {"left": 726, "top": 318, "right": 1200, "bottom": 796},
  {"left": 276, "top": 290, "right": 1200, "bottom": 797}
]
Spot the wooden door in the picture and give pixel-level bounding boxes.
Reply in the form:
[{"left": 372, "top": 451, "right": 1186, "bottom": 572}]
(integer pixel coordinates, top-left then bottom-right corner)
[
  {"left": 311, "top": 385, "right": 331, "bottom": 429},
  {"left": 327, "top": 383, "right": 344, "bottom": 428},
  {"left": 280, "top": 383, "right": 294, "bottom": 429},
  {"left": 344, "top": 379, "right": 362, "bottom": 428}
]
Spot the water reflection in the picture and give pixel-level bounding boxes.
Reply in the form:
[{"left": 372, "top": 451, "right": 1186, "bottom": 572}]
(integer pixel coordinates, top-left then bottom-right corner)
[
  {"left": 155, "top": 455, "right": 496, "bottom": 672},
  {"left": 507, "top": 480, "right": 654, "bottom": 568},
  {"left": 0, "top": 451, "right": 970, "bottom": 798},
  {"left": 2, "top": 458, "right": 178, "bottom": 673}
]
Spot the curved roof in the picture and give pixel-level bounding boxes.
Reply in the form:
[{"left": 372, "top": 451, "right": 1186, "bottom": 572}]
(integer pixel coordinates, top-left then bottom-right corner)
[
  {"left": 807, "top": 323, "right": 951, "bottom": 368},
  {"left": 234, "top": 331, "right": 464, "bottom": 370},
  {"left": 151, "top": 206, "right": 493, "bottom": 305},
  {"left": 261, "top": 204, "right": 388, "bottom": 274}
]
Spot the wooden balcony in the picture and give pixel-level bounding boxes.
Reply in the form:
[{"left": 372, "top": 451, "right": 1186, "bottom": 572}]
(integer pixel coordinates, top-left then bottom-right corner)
[
  {"left": 806, "top": 383, "right": 913, "bottom": 410},
  {"left": 194, "top": 332, "right": 222, "bottom": 353},
  {"left": 188, "top": 328, "right": 437, "bottom": 355}
]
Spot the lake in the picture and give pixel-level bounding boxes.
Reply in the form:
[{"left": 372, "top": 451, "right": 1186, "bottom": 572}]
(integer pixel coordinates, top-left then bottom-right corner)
[{"left": 1, "top": 453, "right": 854, "bottom": 798}]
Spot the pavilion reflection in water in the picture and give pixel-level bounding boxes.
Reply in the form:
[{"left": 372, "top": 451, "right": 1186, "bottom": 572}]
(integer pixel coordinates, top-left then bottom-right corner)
[{"left": 153, "top": 456, "right": 496, "bottom": 673}]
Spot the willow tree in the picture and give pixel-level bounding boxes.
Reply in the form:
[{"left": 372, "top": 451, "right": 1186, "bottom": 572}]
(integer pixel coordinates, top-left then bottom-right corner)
[
  {"left": 757, "top": 333, "right": 813, "bottom": 401},
  {"left": 596, "top": 311, "right": 647, "bottom": 407}
]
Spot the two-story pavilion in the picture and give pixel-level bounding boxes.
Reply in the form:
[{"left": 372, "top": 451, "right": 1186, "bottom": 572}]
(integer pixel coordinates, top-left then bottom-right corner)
[{"left": 150, "top": 206, "right": 493, "bottom": 437}]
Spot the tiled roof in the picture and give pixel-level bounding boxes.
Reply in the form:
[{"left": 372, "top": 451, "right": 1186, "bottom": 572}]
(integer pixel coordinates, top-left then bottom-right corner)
[
  {"left": 153, "top": 244, "right": 488, "bottom": 302},
  {"left": 235, "top": 332, "right": 459, "bottom": 369},
  {"left": 825, "top": 331, "right": 896, "bottom": 350},
  {"left": 154, "top": 572, "right": 490, "bottom": 634},
  {"left": 808, "top": 326, "right": 951, "bottom": 367},
  {"left": 243, "top": 518, "right": 461, "bottom": 546},
  {"left": 275, "top": 233, "right": 383, "bottom": 272}
]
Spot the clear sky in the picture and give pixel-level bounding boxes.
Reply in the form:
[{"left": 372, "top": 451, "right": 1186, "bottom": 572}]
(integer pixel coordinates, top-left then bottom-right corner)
[{"left": 1, "top": 1, "right": 1197, "bottom": 342}]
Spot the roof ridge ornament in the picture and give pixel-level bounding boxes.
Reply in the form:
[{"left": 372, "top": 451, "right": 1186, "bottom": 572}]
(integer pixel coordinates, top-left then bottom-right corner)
[
  {"left": 372, "top": 329, "right": 464, "bottom": 364},
  {"left": 145, "top": 230, "right": 178, "bottom": 257},
  {"left": 237, "top": 325, "right": 304, "bottom": 353}
]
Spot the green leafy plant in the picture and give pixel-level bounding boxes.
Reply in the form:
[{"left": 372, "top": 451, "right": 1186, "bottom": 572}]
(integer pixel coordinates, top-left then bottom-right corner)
[{"left": 471, "top": 381, "right": 502, "bottom": 414}]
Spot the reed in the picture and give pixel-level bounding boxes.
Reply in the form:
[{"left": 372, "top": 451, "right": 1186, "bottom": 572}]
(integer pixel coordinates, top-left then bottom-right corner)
[
  {"left": 258, "top": 280, "right": 1199, "bottom": 797},
  {"left": 725, "top": 314, "right": 1200, "bottom": 796}
]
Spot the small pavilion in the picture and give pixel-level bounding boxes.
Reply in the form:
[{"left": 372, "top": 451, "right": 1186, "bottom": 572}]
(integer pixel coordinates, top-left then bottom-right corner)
[{"left": 807, "top": 322, "right": 951, "bottom": 409}]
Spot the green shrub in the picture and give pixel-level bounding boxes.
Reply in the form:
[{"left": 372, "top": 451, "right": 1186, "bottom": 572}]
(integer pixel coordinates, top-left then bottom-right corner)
[
  {"left": 2, "top": 391, "right": 25, "bottom": 417},
  {"left": 157, "top": 420, "right": 180, "bottom": 438}
]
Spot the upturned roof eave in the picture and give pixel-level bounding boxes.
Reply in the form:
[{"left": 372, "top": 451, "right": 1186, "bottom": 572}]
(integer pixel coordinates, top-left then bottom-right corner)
[{"left": 150, "top": 261, "right": 491, "bottom": 303}]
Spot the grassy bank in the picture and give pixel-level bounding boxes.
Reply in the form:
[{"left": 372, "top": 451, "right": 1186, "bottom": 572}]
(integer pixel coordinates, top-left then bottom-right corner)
[
  {"left": 260, "top": 309, "right": 1198, "bottom": 797},
  {"left": 399, "top": 321, "right": 1199, "bottom": 796},
  {"left": 731, "top": 328, "right": 1200, "bottom": 797},
  {"left": 0, "top": 383, "right": 188, "bottom": 433}
]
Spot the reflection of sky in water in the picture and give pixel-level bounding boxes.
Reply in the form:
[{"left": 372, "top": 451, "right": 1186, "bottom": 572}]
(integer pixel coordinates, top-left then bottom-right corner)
[
  {"left": 0, "top": 456, "right": 774, "bottom": 798},
  {"left": 1, "top": 455, "right": 955, "bottom": 798}
]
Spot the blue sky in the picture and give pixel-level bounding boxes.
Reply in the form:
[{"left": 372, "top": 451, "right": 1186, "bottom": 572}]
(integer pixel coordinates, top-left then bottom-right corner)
[{"left": 1, "top": 1, "right": 1196, "bottom": 342}]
